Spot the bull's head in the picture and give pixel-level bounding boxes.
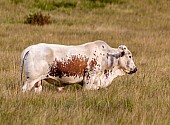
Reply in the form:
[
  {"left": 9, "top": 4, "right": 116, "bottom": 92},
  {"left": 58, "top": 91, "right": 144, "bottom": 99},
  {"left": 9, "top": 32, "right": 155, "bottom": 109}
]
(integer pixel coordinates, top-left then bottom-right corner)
[{"left": 116, "top": 45, "right": 137, "bottom": 74}]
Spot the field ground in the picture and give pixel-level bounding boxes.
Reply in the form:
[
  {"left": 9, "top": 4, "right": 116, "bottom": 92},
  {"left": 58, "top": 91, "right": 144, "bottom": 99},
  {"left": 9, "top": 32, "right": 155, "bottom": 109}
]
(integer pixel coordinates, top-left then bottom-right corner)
[{"left": 0, "top": 0, "right": 169, "bottom": 125}]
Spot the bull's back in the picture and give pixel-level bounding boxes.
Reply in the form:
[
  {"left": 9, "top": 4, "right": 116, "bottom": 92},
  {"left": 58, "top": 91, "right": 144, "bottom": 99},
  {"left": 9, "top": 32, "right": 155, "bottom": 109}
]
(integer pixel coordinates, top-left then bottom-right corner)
[{"left": 44, "top": 40, "right": 110, "bottom": 57}]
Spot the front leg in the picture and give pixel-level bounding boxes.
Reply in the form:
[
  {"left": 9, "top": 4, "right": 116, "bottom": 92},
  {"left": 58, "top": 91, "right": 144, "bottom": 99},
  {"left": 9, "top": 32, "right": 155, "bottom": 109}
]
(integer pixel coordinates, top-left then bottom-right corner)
[{"left": 83, "top": 71, "right": 99, "bottom": 90}]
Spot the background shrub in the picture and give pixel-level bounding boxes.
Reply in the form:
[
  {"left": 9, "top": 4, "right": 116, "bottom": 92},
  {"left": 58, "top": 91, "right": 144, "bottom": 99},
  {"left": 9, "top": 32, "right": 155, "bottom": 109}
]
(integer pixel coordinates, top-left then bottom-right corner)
[{"left": 24, "top": 12, "right": 51, "bottom": 26}]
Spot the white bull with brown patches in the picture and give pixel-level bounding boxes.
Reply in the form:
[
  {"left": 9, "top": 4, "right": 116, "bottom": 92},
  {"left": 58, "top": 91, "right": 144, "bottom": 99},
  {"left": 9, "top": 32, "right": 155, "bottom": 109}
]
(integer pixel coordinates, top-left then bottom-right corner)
[{"left": 20, "top": 40, "right": 137, "bottom": 92}]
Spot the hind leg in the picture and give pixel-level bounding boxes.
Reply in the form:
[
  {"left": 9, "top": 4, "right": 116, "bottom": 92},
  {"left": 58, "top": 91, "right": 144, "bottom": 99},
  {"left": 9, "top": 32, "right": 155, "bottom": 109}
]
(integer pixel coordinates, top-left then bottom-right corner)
[
  {"left": 22, "top": 79, "right": 40, "bottom": 93},
  {"left": 83, "top": 72, "right": 99, "bottom": 90},
  {"left": 34, "top": 80, "right": 43, "bottom": 93}
]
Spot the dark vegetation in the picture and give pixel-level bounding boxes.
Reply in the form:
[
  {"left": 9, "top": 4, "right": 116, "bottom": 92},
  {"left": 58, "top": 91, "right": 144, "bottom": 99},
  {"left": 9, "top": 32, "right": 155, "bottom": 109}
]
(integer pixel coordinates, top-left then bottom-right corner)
[{"left": 24, "top": 12, "right": 51, "bottom": 25}]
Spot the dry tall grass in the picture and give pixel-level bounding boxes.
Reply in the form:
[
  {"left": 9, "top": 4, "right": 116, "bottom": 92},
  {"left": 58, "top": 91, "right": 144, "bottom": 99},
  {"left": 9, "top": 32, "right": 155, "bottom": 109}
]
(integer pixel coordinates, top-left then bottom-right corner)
[{"left": 0, "top": 0, "right": 169, "bottom": 125}]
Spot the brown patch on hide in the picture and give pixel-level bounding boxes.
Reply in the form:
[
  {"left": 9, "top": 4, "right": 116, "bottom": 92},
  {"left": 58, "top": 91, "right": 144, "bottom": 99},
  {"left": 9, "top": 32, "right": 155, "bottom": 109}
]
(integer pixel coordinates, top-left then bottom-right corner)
[
  {"left": 89, "top": 58, "right": 97, "bottom": 71},
  {"left": 49, "top": 55, "right": 88, "bottom": 78}
]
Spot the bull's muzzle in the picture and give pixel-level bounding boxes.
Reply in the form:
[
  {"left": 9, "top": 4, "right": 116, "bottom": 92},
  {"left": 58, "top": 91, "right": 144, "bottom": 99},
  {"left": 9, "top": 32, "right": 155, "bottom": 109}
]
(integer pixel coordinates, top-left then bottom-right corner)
[{"left": 128, "top": 67, "right": 137, "bottom": 74}]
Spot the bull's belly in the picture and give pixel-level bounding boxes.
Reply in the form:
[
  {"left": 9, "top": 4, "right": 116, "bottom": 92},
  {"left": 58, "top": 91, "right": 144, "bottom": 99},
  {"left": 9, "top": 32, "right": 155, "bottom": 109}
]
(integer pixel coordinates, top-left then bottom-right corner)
[{"left": 49, "top": 76, "right": 83, "bottom": 84}]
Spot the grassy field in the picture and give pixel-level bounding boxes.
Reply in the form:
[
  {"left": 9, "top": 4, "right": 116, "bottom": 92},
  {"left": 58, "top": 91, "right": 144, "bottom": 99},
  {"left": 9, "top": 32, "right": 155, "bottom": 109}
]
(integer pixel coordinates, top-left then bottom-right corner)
[{"left": 0, "top": 0, "right": 169, "bottom": 125}]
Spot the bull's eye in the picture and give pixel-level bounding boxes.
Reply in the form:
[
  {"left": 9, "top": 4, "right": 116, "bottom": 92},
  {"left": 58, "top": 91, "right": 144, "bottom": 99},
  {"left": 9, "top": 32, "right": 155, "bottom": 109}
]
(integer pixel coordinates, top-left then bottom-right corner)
[{"left": 129, "top": 56, "right": 131, "bottom": 58}]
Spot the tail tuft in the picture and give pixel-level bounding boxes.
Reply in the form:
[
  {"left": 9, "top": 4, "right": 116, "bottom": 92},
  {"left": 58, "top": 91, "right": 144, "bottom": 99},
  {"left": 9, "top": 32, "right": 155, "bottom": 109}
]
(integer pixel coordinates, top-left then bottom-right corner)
[{"left": 20, "top": 50, "right": 30, "bottom": 88}]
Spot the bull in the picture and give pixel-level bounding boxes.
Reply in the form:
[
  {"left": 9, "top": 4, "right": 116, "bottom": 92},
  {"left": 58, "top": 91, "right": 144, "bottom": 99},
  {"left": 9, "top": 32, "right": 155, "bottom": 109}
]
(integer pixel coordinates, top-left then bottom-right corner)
[{"left": 20, "top": 40, "right": 137, "bottom": 92}]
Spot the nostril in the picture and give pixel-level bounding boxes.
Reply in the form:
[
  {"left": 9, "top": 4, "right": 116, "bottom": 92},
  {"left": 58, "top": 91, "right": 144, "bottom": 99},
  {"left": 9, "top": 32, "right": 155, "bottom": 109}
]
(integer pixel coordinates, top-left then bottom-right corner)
[{"left": 134, "top": 67, "right": 137, "bottom": 72}]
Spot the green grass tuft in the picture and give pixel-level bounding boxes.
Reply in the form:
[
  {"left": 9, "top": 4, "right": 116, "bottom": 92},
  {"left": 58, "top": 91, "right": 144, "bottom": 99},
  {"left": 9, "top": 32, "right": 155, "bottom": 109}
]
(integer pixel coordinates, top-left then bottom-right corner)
[
  {"left": 53, "top": 1, "right": 77, "bottom": 8},
  {"left": 88, "top": 0, "right": 124, "bottom": 4},
  {"left": 34, "top": 1, "right": 56, "bottom": 11}
]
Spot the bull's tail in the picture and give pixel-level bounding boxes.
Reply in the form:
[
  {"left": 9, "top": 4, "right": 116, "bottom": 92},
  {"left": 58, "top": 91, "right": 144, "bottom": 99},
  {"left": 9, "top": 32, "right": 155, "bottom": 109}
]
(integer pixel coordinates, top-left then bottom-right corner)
[{"left": 20, "top": 49, "right": 30, "bottom": 89}]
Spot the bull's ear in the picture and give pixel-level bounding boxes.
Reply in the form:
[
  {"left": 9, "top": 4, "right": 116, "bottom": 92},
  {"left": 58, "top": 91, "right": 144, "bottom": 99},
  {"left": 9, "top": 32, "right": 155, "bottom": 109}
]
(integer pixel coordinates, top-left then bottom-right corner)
[
  {"left": 118, "top": 45, "right": 126, "bottom": 57},
  {"left": 118, "top": 45, "right": 127, "bottom": 50}
]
